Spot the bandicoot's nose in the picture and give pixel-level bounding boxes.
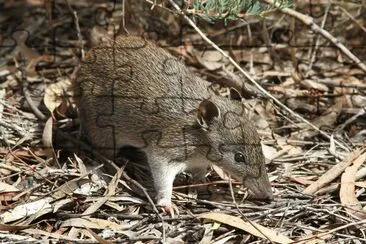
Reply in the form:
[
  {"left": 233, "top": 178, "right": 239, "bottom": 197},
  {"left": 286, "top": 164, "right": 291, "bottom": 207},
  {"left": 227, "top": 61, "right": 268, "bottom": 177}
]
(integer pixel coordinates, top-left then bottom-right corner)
[{"left": 243, "top": 169, "right": 273, "bottom": 201}]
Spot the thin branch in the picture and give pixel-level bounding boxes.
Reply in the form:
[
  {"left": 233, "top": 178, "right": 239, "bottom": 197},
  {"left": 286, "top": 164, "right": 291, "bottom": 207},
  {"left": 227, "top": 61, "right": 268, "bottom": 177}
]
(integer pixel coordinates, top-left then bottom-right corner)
[
  {"left": 337, "top": 5, "right": 366, "bottom": 33},
  {"left": 306, "top": 2, "right": 332, "bottom": 76},
  {"left": 65, "top": 0, "right": 85, "bottom": 59}
]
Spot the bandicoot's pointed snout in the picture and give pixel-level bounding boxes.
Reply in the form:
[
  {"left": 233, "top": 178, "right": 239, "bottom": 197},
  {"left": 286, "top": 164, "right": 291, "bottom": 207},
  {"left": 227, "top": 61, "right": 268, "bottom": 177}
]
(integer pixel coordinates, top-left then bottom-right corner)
[{"left": 243, "top": 167, "right": 273, "bottom": 201}]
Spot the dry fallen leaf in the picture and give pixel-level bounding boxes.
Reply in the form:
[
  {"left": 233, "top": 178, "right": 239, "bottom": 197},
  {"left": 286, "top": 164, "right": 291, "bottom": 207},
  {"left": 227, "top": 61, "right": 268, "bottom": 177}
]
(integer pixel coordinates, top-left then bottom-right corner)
[
  {"left": 193, "top": 49, "right": 229, "bottom": 71},
  {"left": 198, "top": 212, "right": 293, "bottom": 243},
  {"left": 83, "top": 168, "right": 123, "bottom": 215},
  {"left": 212, "top": 165, "right": 230, "bottom": 181},
  {"left": 303, "top": 148, "right": 365, "bottom": 195},
  {"left": 0, "top": 182, "right": 20, "bottom": 193},
  {"left": 231, "top": 50, "right": 272, "bottom": 65},
  {"left": 41, "top": 117, "right": 55, "bottom": 162},
  {"left": 340, "top": 150, "right": 366, "bottom": 219},
  {"left": 60, "top": 217, "right": 130, "bottom": 230},
  {"left": 52, "top": 178, "right": 90, "bottom": 200},
  {"left": 0, "top": 182, "right": 20, "bottom": 202},
  {"left": 22, "top": 228, "right": 81, "bottom": 242},
  {"left": 43, "top": 77, "right": 71, "bottom": 114},
  {"left": 17, "top": 39, "right": 41, "bottom": 77},
  {"left": 1, "top": 198, "right": 53, "bottom": 223},
  {"left": 261, "top": 144, "right": 277, "bottom": 162},
  {"left": 0, "top": 223, "right": 30, "bottom": 231},
  {"left": 53, "top": 199, "right": 74, "bottom": 213},
  {"left": 288, "top": 176, "right": 315, "bottom": 186},
  {"left": 74, "top": 153, "right": 87, "bottom": 175},
  {"left": 355, "top": 181, "right": 366, "bottom": 188},
  {"left": 0, "top": 232, "right": 37, "bottom": 242},
  {"left": 0, "top": 192, "right": 17, "bottom": 202},
  {"left": 300, "top": 79, "right": 329, "bottom": 92},
  {"left": 312, "top": 102, "right": 343, "bottom": 129}
]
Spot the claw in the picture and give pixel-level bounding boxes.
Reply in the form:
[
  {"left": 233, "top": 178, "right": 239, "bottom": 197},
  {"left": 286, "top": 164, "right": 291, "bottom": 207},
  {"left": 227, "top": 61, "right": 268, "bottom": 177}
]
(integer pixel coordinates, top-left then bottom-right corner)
[{"left": 159, "top": 203, "right": 179, "bottom": 217}]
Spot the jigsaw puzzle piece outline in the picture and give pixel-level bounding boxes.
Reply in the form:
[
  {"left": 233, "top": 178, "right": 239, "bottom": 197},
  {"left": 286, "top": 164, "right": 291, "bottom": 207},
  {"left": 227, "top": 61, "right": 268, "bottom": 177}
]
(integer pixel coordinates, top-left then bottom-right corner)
[
  {"left": 95, "top": 59, "right": 215, "bottom": 163},
  {"left": 88, "top": 36, "right": 151, "bottom": 160}
]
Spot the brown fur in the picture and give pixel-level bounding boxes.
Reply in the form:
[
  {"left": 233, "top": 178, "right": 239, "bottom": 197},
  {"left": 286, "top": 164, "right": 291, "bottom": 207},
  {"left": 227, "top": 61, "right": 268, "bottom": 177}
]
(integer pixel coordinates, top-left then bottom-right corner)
[{"left": 74, "top": 36, "right": 273, "bottom": 207}]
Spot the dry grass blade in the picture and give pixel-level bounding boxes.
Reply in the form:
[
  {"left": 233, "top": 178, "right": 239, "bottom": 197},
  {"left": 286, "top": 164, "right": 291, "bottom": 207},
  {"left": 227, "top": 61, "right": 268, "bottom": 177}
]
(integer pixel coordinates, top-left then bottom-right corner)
[
  {"left": 52, "top": 178, "right": 89, "bottom": 200},
  {"left": 0, "top": 223, "right": 31, "bottom": 231},
  {"left": 83, "top": 167, "right": 123, "bottom": 215},
  {"left": 60, "top": 217, "right": 130, "bottom": 230}
]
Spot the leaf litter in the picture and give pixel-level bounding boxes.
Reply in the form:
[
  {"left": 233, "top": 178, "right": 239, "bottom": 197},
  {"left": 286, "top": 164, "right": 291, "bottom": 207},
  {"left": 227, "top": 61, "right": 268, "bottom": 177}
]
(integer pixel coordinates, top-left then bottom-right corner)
[{"left": 0, "top": 0, "right": 365, "bottom": 243}]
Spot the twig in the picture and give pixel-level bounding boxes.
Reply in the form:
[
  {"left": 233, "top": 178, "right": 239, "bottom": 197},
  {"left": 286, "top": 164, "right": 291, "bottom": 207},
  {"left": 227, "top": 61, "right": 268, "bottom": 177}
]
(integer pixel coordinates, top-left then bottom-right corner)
[
  {"left": 22, "top": 84, "right": 47, "bottom": 121},
  {"left": 188, "top": 19, "right": 260, "bottom": 42},
  {"left": 306, "top": 2, "right": 332, "bottom": 76},
  {"left": 263, "top": 139, "right": 331, "bottom": 146},
  {"left": 336, "top": 108, "right": 366, "bottom": 132},
  {"left": 17, "top": 58, "right": 47, "bottom": 121},
  {"left": 65, "top": 0, "right": 85, "bottom": 59},
  {"left": 117, "top": 0, "right": 129, "bottom": 35},
  {"left": 336, "top": 5, "right": 366, "bottom": 33},
  {"left": 260, "top": 19, "right": 284, "bottom": 70},
  {"left": 0, "top": 120, "right": 26, "bottom": 137},
  {"left": 228, "top": 176, "right": 274, "bottom": 243}
]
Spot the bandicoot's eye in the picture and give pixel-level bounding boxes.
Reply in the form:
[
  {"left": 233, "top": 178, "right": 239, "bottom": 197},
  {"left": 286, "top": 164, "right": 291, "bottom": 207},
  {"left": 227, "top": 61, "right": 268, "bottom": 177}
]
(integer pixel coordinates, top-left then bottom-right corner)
[{"left": 234, "top": 152, "right": 246, "bottom": 163}]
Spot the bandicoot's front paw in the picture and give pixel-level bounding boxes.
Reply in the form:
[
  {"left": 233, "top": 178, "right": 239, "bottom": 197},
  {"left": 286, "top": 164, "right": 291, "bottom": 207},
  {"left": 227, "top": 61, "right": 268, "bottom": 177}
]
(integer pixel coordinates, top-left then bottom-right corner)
[{"left": 157, "top": 199, "right": 179, "bottom": 217}]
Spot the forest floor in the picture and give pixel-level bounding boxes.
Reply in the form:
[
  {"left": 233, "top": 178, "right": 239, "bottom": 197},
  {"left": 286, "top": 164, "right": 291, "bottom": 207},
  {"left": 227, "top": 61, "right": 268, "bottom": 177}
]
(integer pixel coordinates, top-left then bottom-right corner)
[{"left": 0, "top": 0, "right": 365, "bottom": 243}]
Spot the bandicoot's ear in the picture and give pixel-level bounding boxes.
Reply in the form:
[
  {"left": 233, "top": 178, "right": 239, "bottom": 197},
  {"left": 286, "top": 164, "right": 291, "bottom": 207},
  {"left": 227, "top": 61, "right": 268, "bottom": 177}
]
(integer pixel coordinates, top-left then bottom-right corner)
[
  {"left": 229, "top": 88, "right": 242, "bottom": 100},
  {"left": 197, "top": 99, "right": 220, "bottom": 126}
]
